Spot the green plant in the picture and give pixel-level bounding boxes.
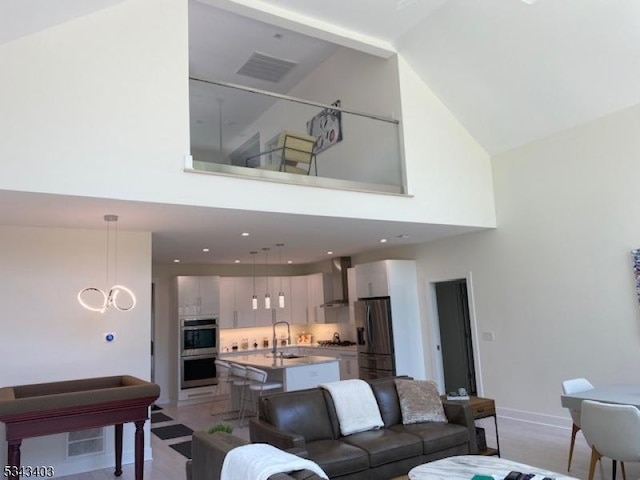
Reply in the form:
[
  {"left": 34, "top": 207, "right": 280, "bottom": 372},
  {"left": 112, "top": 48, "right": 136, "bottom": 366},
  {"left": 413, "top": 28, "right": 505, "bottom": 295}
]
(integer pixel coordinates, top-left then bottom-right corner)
[{"left": 207, "top": 422, "right": 234, "bottom": 434}]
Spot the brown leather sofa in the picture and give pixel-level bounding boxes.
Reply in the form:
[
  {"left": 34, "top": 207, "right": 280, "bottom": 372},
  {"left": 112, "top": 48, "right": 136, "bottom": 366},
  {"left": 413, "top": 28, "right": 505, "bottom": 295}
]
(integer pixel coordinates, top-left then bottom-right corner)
[
  {"left": 186, "top": 431, "right": 326, "bottom": 480},
  {"left": 249, "top": 376, "right": 478, "bottom": 480}
]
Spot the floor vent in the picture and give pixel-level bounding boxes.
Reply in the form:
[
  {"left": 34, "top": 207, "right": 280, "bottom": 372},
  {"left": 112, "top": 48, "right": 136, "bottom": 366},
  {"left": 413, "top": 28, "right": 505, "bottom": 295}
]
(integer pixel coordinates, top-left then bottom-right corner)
[
  {"left": 236, "top": 51, "right": 298, "bottom": 83},
  {"left": 67, "top": 427, "right": 105, "bottom": 457}
]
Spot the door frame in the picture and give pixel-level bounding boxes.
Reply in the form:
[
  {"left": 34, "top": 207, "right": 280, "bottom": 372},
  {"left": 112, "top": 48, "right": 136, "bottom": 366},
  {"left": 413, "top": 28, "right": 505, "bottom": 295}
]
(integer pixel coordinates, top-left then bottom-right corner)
[{"left": 424, "top": 271, "right": 484, "bottom": 397}]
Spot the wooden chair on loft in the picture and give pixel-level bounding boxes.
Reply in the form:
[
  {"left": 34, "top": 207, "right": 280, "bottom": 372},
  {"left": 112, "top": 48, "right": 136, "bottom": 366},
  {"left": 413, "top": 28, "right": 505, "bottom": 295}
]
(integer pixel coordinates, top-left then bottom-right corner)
[{"left": 246, "top": 130, "right": 318, "bottom": 175}]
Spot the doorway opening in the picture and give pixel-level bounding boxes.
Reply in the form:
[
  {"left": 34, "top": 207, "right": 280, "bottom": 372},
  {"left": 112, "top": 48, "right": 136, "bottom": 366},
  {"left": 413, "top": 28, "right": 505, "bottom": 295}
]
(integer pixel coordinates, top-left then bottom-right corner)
[{"left": 434, "top": 279, "right": 477, "bottom": 396}]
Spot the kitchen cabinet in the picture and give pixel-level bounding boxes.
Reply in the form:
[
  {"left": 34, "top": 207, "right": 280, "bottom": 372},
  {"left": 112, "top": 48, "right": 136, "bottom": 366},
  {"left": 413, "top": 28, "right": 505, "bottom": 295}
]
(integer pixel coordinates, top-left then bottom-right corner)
[
  {"left": 347, "top": 267, "right": 356, "bottom": 323},
  {"left": 177, "top": 276, "right": 220, "bottom": 316},
  {"left": 296, "top": 347, "right": 359, "bottom": 380},
  {"left": 290, "top": 275, "right": 309, "bottom": 325},
  {"left": 354, "top": 262, "right": 389, "bottom": 299},
  {"left": 338, "top": 351, "right": 358, "bottom": 380},
  {"left": 307, "top": 272, "right": 330, "bottom": 323},
  {"left": 219, "top": 277, "right": 256, "bottom": 329}
]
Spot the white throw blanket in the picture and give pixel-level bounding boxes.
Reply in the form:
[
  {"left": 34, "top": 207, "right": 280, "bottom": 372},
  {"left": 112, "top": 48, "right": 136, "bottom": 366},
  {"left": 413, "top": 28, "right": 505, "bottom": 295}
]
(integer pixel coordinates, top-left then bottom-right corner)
[
  {"left": 220, "top": 443, "right": 328, "bottom": 480},
  {"left": 320, "top": 379, "right": 384, "bottom": 436}
]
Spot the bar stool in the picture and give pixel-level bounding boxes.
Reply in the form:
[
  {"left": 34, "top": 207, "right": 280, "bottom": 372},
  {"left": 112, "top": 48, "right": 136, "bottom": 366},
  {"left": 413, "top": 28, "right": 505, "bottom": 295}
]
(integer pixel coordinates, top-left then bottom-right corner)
[
  {"left": 229, "top": 363, "right": 253, "bottom": 422},
  {"left": 239, "top": 365, "right": 283, "bottom": 426},
  {"left": 209, "top": 359, "right": 233, "bottom": 416}
]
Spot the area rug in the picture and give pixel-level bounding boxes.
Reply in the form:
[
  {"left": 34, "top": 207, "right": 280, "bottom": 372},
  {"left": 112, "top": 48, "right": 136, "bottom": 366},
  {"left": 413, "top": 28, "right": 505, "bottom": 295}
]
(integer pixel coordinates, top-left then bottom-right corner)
[
  {"left": 151, "top": 424, "right": 193, "bottom": 440},
  {"left": 169, "top": 440, "right": 192, "bottom": 459},
  {"left": 150, "top": 412, "right": 173, "bottom": 423}
]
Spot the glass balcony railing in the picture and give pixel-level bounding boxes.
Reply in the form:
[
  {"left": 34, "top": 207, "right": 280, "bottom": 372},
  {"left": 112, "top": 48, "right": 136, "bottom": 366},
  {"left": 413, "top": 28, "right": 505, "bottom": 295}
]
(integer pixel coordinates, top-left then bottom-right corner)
[{"left": 188, "top": 78, "right": 405, "bottom": 194}]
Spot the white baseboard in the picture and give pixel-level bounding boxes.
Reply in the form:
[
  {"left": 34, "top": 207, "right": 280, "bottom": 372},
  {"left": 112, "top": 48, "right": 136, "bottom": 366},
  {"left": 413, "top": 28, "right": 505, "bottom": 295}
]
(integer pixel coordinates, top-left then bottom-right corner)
[
  {"left": 50, "top": 446, "right": 153, "bottom": 477},
  {"left": 496, "top": 406, "right": 572, "bottom": 429}
]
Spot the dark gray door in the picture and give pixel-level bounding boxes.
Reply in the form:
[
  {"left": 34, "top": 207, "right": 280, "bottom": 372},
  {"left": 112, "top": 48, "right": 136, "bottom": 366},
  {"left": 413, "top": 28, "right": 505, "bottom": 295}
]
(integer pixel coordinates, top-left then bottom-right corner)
[{"left": 435, "top": 280, "right": 477, "bottom": 395}]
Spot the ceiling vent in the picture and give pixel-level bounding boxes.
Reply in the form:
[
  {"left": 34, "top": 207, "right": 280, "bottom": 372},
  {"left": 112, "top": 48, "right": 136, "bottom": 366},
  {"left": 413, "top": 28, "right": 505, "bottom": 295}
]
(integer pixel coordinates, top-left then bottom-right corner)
[{"left": 236, "top": 51, "right": 298, "bottom": 83}]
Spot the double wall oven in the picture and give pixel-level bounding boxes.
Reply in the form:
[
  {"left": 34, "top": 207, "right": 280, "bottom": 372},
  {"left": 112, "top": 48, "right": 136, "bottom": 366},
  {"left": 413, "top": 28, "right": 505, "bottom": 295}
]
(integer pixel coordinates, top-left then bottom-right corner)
[{"left": 180, "top": 317, "right": 219, "bottom": 389}]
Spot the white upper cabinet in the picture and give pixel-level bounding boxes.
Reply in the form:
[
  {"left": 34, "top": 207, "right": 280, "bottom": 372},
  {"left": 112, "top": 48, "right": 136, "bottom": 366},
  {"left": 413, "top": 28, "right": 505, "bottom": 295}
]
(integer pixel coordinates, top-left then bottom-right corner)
[
  {"left": 347, "top": 267, "right": 357, "bottom": 323},
  {"left": 354, "top": 262, "right": 389, "bottom": 298},
  {"left": 218, "top": 277, "right": 236, "bottom": 329},
  {"left": 290, "top": 275, "right": 309, "bottom": 325},
  {"left": 307, "top": 272, "right": 329, "bottom": 323},
  {"left": 177, "top": 276, "right": 220, "bottom": 316},
  {"left": 219, "top": 277, "right": 256, "bottom": 329},
  {"left": 235, "top": 276, "right": 258, "bottom": 328}
]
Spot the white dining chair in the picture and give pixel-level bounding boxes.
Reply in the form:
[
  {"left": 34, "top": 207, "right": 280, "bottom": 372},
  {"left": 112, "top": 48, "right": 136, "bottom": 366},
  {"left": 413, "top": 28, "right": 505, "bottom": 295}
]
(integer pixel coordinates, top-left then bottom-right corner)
[
  {"left": 581, "top": 399, "right": 640, "bottom": 480},
  {"left": 562, "top": 377, "right": 594, "bottom": 471}
]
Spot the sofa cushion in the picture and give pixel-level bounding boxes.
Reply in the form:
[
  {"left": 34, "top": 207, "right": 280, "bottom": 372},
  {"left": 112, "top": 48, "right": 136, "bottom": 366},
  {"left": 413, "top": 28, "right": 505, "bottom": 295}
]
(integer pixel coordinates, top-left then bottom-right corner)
[
  {"left": 367, "top": 377, "right": 403, "bottom": 427},
  {"left": 395, "top": 379, "right": 447, "bottom": 424},
  {"left": 390, "top": 422, "right": 469, "bottom": 453},
  {"left": 341, "top": 428, "right": 423, "bottom": 467},
  {"left": 261, "top": 389, "right": 335, "bottom": 442},
  {"left": 304, "top": 439, "right": 369, "bottom": 477}
]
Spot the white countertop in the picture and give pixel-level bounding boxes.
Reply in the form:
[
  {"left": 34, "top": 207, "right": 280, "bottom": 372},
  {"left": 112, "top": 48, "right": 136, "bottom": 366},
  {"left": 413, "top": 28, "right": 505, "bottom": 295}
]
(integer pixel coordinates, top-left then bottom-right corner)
[
  {"left": 220, "top": 344, "right": 357, "bottom": 355},
  {"left": 224, "top": 353, "right": 339, "bottom": 370}
]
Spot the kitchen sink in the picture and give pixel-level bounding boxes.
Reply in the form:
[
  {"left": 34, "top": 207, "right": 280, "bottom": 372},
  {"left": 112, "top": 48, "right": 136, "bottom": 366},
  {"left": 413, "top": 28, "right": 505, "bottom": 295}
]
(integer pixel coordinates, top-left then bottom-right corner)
[{"left": 266, "top": 353, "right": 305, "bottom": 359}]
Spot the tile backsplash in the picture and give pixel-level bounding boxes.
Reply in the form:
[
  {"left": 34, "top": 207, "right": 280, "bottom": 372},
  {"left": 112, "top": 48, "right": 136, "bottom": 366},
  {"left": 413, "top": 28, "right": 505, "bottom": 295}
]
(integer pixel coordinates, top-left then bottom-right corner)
[{"left": 220, "top": 322, "right": 355, "bottom": 353}]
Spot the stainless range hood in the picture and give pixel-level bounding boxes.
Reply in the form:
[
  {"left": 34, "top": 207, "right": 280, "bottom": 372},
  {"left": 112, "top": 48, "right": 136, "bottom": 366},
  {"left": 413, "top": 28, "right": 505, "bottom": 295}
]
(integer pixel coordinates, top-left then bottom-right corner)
[{"left": 321, "top": 256, "right": 352, "bottom": 308}]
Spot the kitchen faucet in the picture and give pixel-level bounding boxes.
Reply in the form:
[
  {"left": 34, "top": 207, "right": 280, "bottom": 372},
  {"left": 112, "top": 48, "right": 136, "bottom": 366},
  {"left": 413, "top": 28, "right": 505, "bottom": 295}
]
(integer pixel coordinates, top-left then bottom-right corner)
[{"left": 272, "top": 321, "right": 291, "bottom": 358}]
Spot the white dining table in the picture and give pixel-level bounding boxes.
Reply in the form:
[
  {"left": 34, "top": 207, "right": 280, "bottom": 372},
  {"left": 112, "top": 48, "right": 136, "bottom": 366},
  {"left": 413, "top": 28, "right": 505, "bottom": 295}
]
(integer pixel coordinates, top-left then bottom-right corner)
[{"left": 561, "top": 384, "right": 640, "bottom": 411}]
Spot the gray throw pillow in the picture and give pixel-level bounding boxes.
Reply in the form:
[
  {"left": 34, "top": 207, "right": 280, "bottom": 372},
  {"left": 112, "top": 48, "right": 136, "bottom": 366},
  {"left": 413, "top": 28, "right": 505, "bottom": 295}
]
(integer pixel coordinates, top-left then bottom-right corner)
[{"left": 395, "top": 379, "right": 448, "bottom": 424}]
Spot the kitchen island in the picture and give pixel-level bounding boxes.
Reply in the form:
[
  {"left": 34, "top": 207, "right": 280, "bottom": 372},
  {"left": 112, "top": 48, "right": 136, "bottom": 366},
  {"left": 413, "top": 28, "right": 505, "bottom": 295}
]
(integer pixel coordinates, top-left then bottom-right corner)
[{"left": 223, "top": 354, "right": 340, "bottom": 392}]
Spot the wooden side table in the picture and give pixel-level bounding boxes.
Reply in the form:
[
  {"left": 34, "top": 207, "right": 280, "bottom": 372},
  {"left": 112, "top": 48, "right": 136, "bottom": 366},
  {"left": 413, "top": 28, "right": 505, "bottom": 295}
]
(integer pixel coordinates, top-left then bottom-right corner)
[{"left": 468, "top": 396, "right": 500, "bottom": 456}]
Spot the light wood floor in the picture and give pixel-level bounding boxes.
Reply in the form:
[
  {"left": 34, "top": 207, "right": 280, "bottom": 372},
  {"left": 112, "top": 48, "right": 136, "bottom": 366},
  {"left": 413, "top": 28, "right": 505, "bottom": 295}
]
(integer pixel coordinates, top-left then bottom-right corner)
[{"left": 58, "top": 403, "right": 632, "bottom": 480}]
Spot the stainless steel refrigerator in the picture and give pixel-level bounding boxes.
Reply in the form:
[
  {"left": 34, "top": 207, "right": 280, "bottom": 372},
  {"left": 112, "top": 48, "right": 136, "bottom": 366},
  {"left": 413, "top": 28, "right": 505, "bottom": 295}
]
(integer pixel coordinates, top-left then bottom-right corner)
[{"left": 355, "top": 297, "right": 396, "bottom": 379}]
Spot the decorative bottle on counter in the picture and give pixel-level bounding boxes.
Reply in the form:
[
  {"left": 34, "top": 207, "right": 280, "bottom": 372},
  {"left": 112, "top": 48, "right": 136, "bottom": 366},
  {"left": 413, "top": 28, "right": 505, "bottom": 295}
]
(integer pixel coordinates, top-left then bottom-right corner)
[{"left": 253, "top": 339, "right": 258, "bottom": 349}]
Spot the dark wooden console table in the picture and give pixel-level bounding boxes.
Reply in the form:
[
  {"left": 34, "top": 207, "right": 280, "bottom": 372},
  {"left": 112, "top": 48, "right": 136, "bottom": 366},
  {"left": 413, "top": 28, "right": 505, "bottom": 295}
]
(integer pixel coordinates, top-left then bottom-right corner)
[{"left": 0, "top": 375, "right": 160, "bottom": 480}]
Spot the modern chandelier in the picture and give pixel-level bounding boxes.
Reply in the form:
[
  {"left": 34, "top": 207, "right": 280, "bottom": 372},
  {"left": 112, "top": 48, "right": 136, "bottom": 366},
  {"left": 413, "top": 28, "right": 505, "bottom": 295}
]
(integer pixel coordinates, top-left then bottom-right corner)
[
  {"left": 77, "top": 215, "right": 136, "bottom": 313},
  {"left": 263, "top": 247, "right": 271, "bottom": 309}
]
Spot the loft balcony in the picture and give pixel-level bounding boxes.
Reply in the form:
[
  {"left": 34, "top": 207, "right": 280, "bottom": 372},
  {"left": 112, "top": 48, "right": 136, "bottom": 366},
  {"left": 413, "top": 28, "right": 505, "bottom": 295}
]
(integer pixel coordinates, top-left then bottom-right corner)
[{"left": 187, "top": 78, "right": 406, "bottom": 195}]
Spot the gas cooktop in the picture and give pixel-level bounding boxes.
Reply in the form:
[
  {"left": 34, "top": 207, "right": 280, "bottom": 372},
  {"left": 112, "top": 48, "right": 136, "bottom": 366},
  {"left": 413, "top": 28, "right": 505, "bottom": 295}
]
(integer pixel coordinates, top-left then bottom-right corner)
[{"left": 317, "top": 340, "right": 356, "bottom": 347}]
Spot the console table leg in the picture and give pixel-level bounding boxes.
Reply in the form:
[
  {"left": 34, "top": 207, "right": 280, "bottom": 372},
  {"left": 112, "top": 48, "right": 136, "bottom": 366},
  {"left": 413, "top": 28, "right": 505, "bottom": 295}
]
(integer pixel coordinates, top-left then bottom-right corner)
[
  {"left": 114, "top": 423, "right": 123, "bottom": 476},
  {"left": 134, "top": 420, "right": 145, "bottom": 480},
  {"left": 7, "top": 440, "right": 21, "bottom": 479},
  {"left": 493, "top": 415, "right": 501, "bottom": 457}
]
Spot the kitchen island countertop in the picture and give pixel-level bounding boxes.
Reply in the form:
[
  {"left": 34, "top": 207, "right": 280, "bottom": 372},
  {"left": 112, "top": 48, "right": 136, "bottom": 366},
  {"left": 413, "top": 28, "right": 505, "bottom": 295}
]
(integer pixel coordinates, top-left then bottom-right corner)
[
  {"left": 224, "top": 354, "right": 339, "bottom": 370},
  {"left": 224, "top": 354, "right": 340, "bottom": 392}
]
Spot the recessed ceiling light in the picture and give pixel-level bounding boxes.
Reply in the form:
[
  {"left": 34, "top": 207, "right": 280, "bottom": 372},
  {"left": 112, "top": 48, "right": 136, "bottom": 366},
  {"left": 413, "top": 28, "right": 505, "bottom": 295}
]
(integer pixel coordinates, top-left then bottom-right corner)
[
  {"left": 241, "top": 232, "right": 250, "bottom": 237},
  {"left": 327, "top": 251, "right": 333, "bottom": 255},
  {"left": 380, "top": 238, "right": 388, "bottom": 244},
  {"left": 234, "top": 259, "right": 240, "bottom": 263},
  {"left": 287, "top": 260, "right": 293, "bottom": 264},
  {"left": 202, "top": 248, "right": 210, "bottom": 252},
  {"left": 173, "top": 259, "right": 180, "bottom": 263}
]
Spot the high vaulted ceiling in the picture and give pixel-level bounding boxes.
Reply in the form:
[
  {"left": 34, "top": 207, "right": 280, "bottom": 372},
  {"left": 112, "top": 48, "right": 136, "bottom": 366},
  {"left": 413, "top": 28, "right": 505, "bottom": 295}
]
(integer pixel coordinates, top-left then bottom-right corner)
[{"left": 3, "top": 0, "right": 640, "bottom": 265}]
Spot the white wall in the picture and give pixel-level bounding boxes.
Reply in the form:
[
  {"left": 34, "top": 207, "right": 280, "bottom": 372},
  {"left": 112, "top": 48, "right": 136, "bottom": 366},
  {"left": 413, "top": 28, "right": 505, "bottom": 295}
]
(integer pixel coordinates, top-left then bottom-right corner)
[
  {"left": 0, "top": 0, "right": 190, "bottom": 202},
  {"left": 396, "top": 55, "right": 496, "bottom": 227},
  {"left": 354, "top": 103, "right": 640, "bottom": 426},
  {"left": 0, "top": 226, "right": 152, "bottom": 475}
]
